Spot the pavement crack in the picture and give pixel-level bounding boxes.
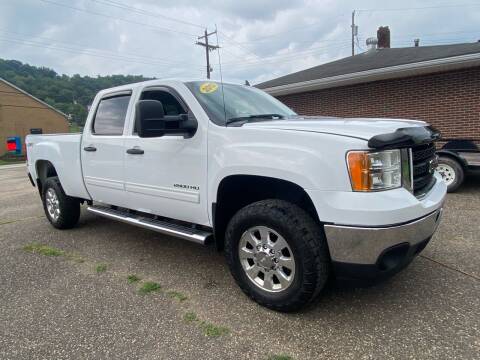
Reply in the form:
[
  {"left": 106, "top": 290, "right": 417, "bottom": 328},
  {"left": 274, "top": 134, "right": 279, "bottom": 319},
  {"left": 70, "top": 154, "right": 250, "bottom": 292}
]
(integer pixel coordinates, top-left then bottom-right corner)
[{"left": 419, "top": 254, "right": 480, "bottom": 281}]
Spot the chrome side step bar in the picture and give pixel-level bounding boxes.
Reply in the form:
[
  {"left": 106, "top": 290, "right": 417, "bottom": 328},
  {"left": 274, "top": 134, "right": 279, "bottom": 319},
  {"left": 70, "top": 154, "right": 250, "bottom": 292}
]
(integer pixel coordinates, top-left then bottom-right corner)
[{"left": 87, "top": 205, "right": 212, "bottom": 245}]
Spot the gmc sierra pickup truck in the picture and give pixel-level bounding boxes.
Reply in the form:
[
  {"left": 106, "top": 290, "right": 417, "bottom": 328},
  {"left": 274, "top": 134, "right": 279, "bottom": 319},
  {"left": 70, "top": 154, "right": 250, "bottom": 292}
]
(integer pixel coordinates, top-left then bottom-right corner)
[{"left": 26, "top": 79, "right": 446, "bottom": 311}]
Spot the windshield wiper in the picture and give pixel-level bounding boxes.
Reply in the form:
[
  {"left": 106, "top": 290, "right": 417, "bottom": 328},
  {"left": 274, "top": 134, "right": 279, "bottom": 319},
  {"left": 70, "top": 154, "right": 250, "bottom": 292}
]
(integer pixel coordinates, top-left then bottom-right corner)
[{"left": 226, "top": 113, "right": 286, "bottom": 126}]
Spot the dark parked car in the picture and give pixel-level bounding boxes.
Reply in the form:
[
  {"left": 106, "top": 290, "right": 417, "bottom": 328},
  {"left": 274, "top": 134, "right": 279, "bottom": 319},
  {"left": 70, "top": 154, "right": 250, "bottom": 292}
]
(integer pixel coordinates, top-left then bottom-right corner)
[{"left": 436, "top": 139, "right": 480, "bottom": 192}]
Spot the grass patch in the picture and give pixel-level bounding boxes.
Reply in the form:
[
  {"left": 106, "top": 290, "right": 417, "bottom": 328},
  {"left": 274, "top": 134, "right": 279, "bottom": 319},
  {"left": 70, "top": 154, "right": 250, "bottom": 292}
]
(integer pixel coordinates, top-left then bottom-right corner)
[
  {"left": 167, "top": 290, "right": 188, "bottom": 302},
  {"left": 23, "top": 243, "right": 64, "bottom": 257},
  {"left": 183, "top": 312, "right": 198, "bottom": 322},
  {"left": 138, "top": 281, "right": 161, "bottom": 295},
  {"left": 200, "top": 322, "right": 230, "bottom": 337},
  {"left": 95, "top": 263, "right": 107, "bottom": 273},
  {"left": 127, "top": 274, "right": 141, "bottom": 284},
  {"left": 183, "top": 312, "right": 229, "bottom": 337},
  {"left": 268, "top": 355, "right": 293, "bottom": 360}
]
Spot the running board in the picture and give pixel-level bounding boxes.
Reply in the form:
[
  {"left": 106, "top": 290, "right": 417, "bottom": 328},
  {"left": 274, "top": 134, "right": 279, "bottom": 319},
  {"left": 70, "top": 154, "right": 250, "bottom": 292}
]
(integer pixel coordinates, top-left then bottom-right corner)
[{"left": 87, "top": 206, "right": 212, "bottom": 245}]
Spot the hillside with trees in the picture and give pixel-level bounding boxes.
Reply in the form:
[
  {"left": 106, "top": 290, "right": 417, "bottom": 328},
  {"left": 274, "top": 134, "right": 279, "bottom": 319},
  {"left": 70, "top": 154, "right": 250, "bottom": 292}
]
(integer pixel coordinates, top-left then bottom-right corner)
[{"left": 0, "top": 59, "right": 153, "bottom": 125}]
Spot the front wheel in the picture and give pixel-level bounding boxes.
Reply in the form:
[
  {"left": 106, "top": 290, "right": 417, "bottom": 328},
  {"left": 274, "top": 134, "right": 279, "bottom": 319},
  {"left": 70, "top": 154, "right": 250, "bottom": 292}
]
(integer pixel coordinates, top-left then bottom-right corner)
[
  {"left": 436, "top": 156, "right": 464, "bottom": 192},
  {"left": 224, "top": 199, "right": 330, "bottom": 312},
  {"left": 42, "top": 177, "right": 80, "bottom": 229}
]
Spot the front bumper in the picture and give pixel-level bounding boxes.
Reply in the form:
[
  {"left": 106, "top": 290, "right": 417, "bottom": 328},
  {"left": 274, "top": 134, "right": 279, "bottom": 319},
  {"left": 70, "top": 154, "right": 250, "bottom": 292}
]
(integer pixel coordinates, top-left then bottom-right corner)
[{"left": 324, "top": 208, "right": 443, "bottom": 281}]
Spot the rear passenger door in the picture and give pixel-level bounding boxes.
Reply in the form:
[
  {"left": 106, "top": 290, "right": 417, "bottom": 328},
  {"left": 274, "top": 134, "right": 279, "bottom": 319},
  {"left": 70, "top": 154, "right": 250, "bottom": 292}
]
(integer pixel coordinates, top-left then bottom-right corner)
[{"left": 81, "top": 91, "right": 132, "bottom": 207}]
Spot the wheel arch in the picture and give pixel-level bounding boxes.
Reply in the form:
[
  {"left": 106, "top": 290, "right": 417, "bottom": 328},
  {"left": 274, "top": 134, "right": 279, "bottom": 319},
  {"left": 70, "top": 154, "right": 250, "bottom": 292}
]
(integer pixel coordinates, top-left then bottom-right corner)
[
  {"left": 436, "top": 150, "right": 468, "bottom": 169},
  {"left": 212, "top": 174, "right": 320, "bottom": 251},
  {"left": 35, "top": 159, "right": 58, "bottom": 196}
]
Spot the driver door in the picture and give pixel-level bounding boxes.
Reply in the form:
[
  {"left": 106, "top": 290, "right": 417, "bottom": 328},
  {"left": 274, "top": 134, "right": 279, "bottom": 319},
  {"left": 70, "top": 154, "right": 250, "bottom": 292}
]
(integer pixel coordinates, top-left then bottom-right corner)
[{"left": 123, "top": 87, "right": 209, "bottom": 225}]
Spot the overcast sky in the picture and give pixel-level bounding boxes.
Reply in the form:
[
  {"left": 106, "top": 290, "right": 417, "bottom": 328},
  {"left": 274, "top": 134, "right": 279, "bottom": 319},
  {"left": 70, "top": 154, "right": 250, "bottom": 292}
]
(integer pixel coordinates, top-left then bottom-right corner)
[{"left": 1, "top": 0, "right": 479, "bottom": 84}]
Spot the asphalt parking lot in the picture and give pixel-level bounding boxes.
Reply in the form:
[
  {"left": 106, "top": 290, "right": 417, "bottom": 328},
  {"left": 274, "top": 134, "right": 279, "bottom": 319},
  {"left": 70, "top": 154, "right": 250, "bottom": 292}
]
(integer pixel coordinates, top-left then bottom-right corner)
[{"left": 0, "top": 166, "right": 479, "bottom": 359}]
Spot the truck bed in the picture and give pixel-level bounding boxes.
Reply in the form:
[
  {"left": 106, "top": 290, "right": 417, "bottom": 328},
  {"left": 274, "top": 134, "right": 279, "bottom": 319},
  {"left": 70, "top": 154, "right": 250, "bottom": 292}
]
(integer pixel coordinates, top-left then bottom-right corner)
[{"left": 26, "top": 133, "right": 91, "bottom": 199}]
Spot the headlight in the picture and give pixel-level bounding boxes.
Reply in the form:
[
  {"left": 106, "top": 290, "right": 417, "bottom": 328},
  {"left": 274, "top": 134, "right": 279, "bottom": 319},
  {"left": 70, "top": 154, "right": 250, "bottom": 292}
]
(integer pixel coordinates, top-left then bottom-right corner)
[{"left": 347, "top": 149, "right": 402, "bottom": 191}]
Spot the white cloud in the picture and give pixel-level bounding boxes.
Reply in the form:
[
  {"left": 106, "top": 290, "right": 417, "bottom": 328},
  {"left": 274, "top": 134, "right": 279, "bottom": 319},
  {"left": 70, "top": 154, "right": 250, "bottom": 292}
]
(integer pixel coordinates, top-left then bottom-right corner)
[{"left": 1, "top": 0, "right": 479, "bottom": 84}]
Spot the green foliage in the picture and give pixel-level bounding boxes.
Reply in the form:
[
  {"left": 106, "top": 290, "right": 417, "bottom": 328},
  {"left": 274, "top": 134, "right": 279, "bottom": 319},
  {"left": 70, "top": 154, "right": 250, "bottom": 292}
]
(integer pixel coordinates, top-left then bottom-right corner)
[
  {"left": 167, "top": 290, "right": 188, "bottom": 302},
  {"left": 183, "top": 312, "right": 198, "bottom": 322},
  {"left": 0, "top": 58, "right": 153, "bottom": 125},
  {"left": 138, "top": 281, "right": 161, "bottom": 295},
  {"left": 127, "top": 274, "right": 141, "bottom": 284},
  {"left": 95, "top": 263, "right": 107, "bottom": 273},
  {"left": 200, "top": 321, "right": 230, "bottom": 337},
  {"left": 23, "top": 243, "right": 64, "bottom": 257}
]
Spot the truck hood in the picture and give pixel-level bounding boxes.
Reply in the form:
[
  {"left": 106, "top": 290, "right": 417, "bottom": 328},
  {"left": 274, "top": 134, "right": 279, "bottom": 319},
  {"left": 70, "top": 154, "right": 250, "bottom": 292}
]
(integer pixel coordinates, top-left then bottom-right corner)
[{"left": 243, "top": 117, "right": 427, "bottom": 140}]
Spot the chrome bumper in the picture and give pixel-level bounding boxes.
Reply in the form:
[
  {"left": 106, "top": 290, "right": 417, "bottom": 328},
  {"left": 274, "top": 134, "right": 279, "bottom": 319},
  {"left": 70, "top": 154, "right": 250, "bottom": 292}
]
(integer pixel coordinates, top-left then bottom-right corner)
[{"left": 324, "top": 208, "right": 443, "bottom": 265}]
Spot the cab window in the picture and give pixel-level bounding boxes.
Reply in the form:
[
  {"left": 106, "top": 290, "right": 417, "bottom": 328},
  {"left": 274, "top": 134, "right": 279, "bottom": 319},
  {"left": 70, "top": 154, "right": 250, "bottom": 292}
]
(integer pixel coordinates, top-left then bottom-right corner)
[{"left": 92, "top": 94, "right": 131, "bottom": 135}]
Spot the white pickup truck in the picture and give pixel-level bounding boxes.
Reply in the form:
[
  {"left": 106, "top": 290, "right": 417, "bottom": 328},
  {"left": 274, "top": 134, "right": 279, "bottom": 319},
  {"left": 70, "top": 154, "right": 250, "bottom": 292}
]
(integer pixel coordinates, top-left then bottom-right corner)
[{"left": 26, "top": 79, "right": 446, "bottom": 311}]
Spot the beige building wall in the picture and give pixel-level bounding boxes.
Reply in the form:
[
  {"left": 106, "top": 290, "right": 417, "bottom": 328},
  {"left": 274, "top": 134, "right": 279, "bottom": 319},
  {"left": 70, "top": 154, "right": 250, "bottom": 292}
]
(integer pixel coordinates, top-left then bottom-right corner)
[{"left": 0, "top": 80, "right": 68, "bottom": 156}]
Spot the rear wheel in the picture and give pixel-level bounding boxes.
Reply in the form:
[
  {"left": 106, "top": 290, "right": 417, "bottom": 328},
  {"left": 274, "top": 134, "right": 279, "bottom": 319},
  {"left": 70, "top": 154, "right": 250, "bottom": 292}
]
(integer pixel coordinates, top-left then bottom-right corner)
[
  {"left": 224, "top": 199, "right": 330, "bottom": 312},
  {"left": 42, "top": 177, "right": 80, "bottom": 229},
  {"left": 436, "top": 156, "right": 464, "bottom": 192}
]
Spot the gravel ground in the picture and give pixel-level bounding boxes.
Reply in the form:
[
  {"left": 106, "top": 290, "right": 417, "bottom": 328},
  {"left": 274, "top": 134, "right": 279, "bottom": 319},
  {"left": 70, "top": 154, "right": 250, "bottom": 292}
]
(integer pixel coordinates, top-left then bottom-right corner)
[{"left": 0, "top": 166, "right": 479, "bottom": 359}]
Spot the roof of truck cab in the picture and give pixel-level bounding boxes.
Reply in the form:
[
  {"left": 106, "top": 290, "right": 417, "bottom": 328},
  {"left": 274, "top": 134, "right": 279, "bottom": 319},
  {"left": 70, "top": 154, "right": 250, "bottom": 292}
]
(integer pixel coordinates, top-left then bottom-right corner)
[{"left": 96, "top": 79, "right": 244, "bottom": 95}]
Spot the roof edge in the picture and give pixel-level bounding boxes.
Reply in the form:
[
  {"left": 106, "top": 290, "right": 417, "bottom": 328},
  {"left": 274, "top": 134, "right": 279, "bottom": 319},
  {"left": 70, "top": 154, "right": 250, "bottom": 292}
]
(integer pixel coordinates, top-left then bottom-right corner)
[
  {"left": 0, "top": 77, "right": 69, "bottom": 118},
  {"left": 261, "top": 52, "right": 480, "bottom": 96}
]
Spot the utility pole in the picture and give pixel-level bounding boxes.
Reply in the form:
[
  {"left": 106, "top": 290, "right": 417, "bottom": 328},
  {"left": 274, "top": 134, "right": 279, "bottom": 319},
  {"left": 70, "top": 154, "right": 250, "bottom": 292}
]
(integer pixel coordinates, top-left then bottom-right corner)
[
  {"left": 196, "top": 29, "right": 220, "bottom": 79},
  {"left": 351, "top": 10, "right": 357, "bottom": 56}
]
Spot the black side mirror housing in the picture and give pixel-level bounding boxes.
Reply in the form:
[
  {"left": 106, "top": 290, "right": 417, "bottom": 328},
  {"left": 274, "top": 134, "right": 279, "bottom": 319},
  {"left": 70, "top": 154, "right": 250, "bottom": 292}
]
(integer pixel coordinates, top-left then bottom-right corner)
[{"left": 136, "top": 100, "right": 197, "bottom": 138}]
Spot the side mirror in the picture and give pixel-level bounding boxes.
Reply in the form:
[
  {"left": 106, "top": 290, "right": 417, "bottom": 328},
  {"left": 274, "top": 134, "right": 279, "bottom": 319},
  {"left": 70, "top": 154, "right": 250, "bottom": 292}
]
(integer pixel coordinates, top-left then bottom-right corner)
[{"left": 136, "top": 100, "right": 197, "bottom": 138}]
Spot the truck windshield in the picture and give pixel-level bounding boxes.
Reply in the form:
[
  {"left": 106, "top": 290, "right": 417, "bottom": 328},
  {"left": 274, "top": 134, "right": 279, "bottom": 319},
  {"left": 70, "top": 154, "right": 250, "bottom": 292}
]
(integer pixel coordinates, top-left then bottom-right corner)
[{"left": 185, "top": 81, "right": 297, "bottom": 126}]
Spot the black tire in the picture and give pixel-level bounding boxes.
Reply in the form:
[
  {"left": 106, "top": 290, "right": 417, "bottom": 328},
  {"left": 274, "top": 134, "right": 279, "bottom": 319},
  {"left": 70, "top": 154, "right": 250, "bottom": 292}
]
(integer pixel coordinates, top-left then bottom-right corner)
[
  {"left": 437, "top": 156, "right": 464, "bottom": 192},
  {"left": 42, "top": 176, "right": 80, "bottom": 229},
  {"left": 224, "top": 199, "right": 330, "bottom": 312}
]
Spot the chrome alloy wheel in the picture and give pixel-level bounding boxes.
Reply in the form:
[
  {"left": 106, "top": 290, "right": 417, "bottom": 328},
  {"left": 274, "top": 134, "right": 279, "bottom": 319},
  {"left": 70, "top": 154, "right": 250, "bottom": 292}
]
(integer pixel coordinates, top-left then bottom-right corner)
[
  {"left": 238, "top": 226, "right": 296, "bottom": 293},
  {"left": 436, "top": 163, "right": 456, "bottom": 186},
  {"left": 45, "top": 188, "right": 60, "bottom": 221}
]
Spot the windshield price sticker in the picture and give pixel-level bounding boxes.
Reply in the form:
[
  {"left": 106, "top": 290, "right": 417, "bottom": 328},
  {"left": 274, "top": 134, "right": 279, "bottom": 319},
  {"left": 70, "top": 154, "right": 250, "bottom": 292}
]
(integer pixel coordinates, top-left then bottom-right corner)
[{"left": 199, "top": 82, "right": 218, "bottom": 94}]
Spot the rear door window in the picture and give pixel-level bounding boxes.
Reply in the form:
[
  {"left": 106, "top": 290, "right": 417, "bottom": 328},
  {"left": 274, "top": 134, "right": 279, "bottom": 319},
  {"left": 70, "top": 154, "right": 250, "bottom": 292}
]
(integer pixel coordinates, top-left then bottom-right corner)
[{"left": 92, "top": 94, "right": 131, "bottom": 135}]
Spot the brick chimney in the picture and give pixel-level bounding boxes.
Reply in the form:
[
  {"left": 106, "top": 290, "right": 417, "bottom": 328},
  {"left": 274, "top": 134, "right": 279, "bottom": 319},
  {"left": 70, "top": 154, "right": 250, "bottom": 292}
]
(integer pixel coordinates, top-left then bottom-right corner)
[{"left": 377, "top": 26, "right": 391, "bottom": 49}]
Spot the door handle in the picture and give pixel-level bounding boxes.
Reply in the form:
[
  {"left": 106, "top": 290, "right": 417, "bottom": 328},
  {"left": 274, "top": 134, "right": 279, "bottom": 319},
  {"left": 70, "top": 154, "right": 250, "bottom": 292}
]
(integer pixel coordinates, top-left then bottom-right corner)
[
  {"left": 83, "top": 146, "right": 97, "bottom": 152},
  {"left": 126, "top": 148, "right": 144, "bottom": 155}
]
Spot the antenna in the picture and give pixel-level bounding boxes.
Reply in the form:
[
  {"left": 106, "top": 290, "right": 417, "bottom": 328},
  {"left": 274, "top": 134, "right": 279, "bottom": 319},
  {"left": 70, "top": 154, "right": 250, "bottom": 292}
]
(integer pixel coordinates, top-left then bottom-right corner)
[{"left": 214, "top": 25, "right": 227, "bottom": 124}]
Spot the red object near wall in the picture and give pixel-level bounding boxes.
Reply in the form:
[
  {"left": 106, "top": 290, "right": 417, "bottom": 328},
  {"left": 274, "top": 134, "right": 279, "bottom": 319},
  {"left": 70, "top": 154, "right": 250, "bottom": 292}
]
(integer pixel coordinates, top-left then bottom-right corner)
[{"left": 7, "top": 141, "right": 16, "bottom": 151}]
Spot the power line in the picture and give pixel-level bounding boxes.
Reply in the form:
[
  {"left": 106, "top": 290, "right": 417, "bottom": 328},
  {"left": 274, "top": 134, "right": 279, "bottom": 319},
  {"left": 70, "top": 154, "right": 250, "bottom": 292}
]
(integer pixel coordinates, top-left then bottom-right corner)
[
  {"left": 90, "top": 0, "right": 205, "bottom": 29},
  {"left": 221, "top": 41, "right": 351, "bottom": 67},
  {"left": 357, "top": 3, "right": 480, "bottom": 12},
  {"left": 218, "top": 31, "right": 262, "bottom": 61},
  {"left": 231, "top": 13, "right": 348, "bottom": 44},
  {"left": 38, "top": 0, "right": 198, "bottom": 38},
  {"left": 0, "top": 37, "right": 204, "bottom": 72},
  {"left": 221, "top": 44, "right": 351, "bottom": 71},
  {"left": 0, "top": 29, "right": 202, "bottom": 68}
]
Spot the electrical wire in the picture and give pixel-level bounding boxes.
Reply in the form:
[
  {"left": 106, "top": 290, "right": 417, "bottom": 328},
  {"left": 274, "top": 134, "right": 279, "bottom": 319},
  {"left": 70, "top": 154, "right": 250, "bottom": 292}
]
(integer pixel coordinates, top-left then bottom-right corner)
[
  {"left": 0, "top": 37, "right": 205, "bottom": 72},
  {"left": 38, "top": 0, "right": 198, "bottom": 38},
  {"left": 357, "top": 3, "right": 480, "bottom": 12},
  {"left": 0, "top": 29, "right": 202, "bottom": 68},
  {"left": 90, "top": 0, "right": 205, "bottom": 29}
]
